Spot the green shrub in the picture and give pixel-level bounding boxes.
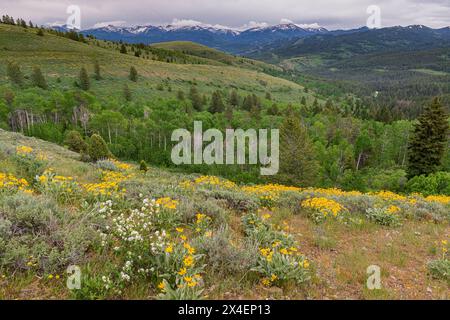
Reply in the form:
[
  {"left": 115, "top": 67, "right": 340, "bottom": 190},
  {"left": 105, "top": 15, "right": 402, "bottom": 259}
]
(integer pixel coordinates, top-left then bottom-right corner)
[
  {"left": 13, "top": 152, "right": 47, "bottom": 184},
  {"left": 0, "top": 193, "right": 97, "bottom": 273},
  {"left": 193, "top": 226, "right": 258, "bottom": 274},
  {"left": 406, "top": 172, "right": 450, "bottom": 196},
  {"left": 139, "top": 160, "right": 148, "bottom": 172},
  {"left": 88, "top": 134, "right": 111, "bottom": 162},
  {"left": 64, "top": 130, "right": 88, "bottom": 153},
  {"left": 428, "top": 259, "right": 450, "bottom": 283},
  {"left": 365, "top": 207, "right": 402, "bottom": 227}
]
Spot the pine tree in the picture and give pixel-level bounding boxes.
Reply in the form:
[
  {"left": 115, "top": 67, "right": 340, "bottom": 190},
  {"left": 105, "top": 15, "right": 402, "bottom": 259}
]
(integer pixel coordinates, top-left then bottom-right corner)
[
  {"left": 225, "top": 105, "right": 234, "bottom": 123},
  {"left": 6, "top": 62, "right": 24, "bottom": 86},
  {"left": 94, "top": 60, "right": 102, "bottom": 80},
  {"left": 189, "top": 86, "right": 203, "bottom": 111},
  {"left": 267, "top": 103, "right": 279, "bottom": 116},
  {"left": 242, "top": 94, "right": 253, "bottom": 111},
  {"left": 123, "top": 84, "right": 132, "bottom": 101},
  {"left": 230, "top": 90, "right": 239, "bottom": 106},
  {"left": 79, "top": 67, "right": 90, "bottom": 90},
  {"left": 407, "top": 98, "right": 449, "bottom": 178},
  {"left": 36, "top": 28, "right": 44, "bottom": 36},
  {"left": 209, "top": 90, "right": 225, "bottom": 113},
  {"left": 277, "top": 113, "right": 320, "bottom": 186},
  {"left": 177, "top": 90, "right": 185, "bottom": 101},
  {"left": 88, "top": 134, "right": 111, "bottom": 162},
  {"left": 139, "top": 160, "right": 149, "bottom": 172},
  {"left": 31, "top": 66, "right": 48, "bottom": 89},
  {"left": 129, "top": 66, "right": 138, "bottom": 82},
  {"left": 64, "top": 130, "right": 88, "bottom": 153},
  {"left": 312, "top": 98, "right": 321, "bottom": 114},
  {"left": 120, "top": 44, "right": 127, "bottom": 54},
  {"left": 301, "top": 96, "right": 307, "bottom": 106}
]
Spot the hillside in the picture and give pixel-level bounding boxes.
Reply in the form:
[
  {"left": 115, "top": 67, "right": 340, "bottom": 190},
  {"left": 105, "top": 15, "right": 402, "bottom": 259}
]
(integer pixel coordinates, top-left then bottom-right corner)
[
  {"left": 0, "top": 24, "right": 306, "bottom": 103},
  {"left": 151, "top": 41, "right": 280, "bottom": 73},
  {"left": 0, "top": 129, "right": 449, "bottom": 300},
  {"left": 248, "top": 26, "right": 450, "bottom": 106}
]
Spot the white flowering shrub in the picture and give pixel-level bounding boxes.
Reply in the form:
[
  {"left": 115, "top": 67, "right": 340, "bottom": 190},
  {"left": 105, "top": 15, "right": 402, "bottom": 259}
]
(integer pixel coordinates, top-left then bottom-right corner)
[{"left": 95, "top": 198, "right": 206, "bottom": 299}]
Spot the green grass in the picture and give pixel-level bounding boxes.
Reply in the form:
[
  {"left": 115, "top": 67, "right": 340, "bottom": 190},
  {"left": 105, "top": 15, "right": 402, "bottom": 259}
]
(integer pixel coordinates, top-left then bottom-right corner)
[
  {"left": 152, "top": 41, "right": 280, "bottom": 72},
  {"left": 0, "top": 24, "right": 311, "bottom": 104}
]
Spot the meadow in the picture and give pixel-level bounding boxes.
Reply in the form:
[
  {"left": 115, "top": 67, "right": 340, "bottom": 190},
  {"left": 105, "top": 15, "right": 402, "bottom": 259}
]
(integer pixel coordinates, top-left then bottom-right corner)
[{"left": 0, "top": 129, "right": 448, "bottom": 300}]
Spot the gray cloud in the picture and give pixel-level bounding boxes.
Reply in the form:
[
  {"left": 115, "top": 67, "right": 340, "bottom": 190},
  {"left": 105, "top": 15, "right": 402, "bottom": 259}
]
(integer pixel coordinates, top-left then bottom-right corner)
[{"left": 1, "top": 0, "right": 449, "bottom": 30}]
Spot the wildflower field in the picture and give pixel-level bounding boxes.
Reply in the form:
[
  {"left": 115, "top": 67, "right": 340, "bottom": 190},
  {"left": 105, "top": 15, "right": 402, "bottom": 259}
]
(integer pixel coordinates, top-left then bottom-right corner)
[{"left": 0, "top": 130, "right": 448, "bottom": 300}]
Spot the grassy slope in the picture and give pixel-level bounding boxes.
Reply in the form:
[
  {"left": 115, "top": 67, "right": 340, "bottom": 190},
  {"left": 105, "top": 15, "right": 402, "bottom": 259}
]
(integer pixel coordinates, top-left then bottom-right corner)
[
  {"left": 0, "top": 24, "right": 310, "bottom": 104},
  {"left": 0, "top": 129, "right": 448, "bottom": 300},
  {"left": 151, "top": 41, "right": 281, "bottom": 72}
]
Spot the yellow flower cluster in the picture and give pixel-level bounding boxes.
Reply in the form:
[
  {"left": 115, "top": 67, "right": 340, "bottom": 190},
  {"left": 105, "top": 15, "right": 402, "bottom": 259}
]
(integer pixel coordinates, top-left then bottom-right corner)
[
  {"left": 425, "top": 195, "right": 450, "bottom": 205},
  {"left": 441, "top": 240, "right": 448, "bottom": 258},
  {"left": 242, "top": 184, "right": 301, "bottom": 196},
  {"left": 372, "top": 190, "right": 407, "bottom": 202},
  {"left": 160, "top": 237, "right": 203, "bottom": 291},
  {"left": 16, "top": 145, "right": 33, "bottom": 155},
  {"left": 302, "top": 197, "right": 346, "bottom": 218},
  {"left": 109, "top": 159, "right": 133, "bottom": 171},
  {"left": 305, "top": 187, "right": 362, "bottom": 197},
  {"left": 0, "top": 172, "right": 30, "bottom": 193},
  {"left": 83, "top": 171, "right": 130, "bottom": 197},
  {"left": 180, "top": 175, "right": 237, "bottom": 190},
  {"left": 386, "top": 205, "right": 401, "bottom": 214},
  {"left": 156, "top": 197, "right": 179, "bottom": 210}
]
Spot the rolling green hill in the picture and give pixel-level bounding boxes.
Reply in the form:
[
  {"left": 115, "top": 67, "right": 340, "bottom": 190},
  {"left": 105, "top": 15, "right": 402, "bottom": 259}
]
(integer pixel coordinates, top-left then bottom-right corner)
[
  {"left": 0, "top": 24, "right": 308, "bottom": 103},
  {"left": 151, "top": 41, "right": 281, "bottom": 72}
]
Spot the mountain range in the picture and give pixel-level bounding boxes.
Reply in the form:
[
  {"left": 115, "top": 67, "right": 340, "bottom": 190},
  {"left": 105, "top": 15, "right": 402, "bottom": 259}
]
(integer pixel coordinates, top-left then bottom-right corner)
[
  {"left": 76, "top": 22, "right": 328, "bottom": 54},
  {"left": 72, "top": 22, "right": 450, "bottom": 57}
]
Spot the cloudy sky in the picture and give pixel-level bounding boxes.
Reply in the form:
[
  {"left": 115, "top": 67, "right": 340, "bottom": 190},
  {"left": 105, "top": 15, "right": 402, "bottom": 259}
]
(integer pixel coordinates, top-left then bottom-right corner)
[{"left": 2, "top": 0, "right": 450, "bottom": 30}]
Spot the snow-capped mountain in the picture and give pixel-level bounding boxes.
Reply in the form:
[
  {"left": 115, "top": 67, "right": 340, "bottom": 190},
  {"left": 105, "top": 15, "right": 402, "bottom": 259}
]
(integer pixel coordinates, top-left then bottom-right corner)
[{"left": 77, "top": 21, "right": 328, "bottom": 54}]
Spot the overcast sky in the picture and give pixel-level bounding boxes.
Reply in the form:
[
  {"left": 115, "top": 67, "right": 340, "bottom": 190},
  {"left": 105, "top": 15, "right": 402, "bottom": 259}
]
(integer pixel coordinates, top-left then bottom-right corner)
[{"left": 2, "top": 0, "right": 450, "bottom": 30}]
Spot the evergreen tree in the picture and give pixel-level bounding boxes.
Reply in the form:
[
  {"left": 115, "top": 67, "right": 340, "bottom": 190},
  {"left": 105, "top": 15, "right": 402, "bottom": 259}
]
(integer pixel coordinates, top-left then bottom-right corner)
[
  {"left": 31, "top": 66, "right": 48, "bottom": 89},
  {"left": 120, "top": 44, "right": 127, "bottom": 54},
  {"left": 407, "top": 98, "right": 449, "bottom": 178},
  {"left": 267, "top": 103, "right": 279, "bottom": 116},
  {"left": 94, "top": 60, "right": 102, "bottom": 80},
  {"left": 88, "top": 134, "right": 111, "bottom": 162},
  {"left": 242, "top": 94, "right": 253, "bottom": 111},
  {"left": 177, "top": 90, "right": 185, "bottom": 101},
  {"left": 312, "top": 98, "right": 321, "bottom": 114},
  {"left": 129, "top": 66, "right": 138, "bottom": 82},
  {"left": 140, "top": 160, "right": 149, "bottom": 172},
  {"left": 277, "top": 114, "right": 320, "bottom": 186},
  {"left": 64, "top": 130, "right": 88, "bottom": 153},
  {"left": 230, "top": 90, "right": 239, "bottom": 106},
  {"left": 225, "top": 105, "right": 234, "bottom": 123},
  {"left": 123, "top": 84, "right": 132, "bottom": 101},
  {"left": 36, "top": 28, "right": 44, "bottom": 36},
  {"left": 209, "top": 90, "right": 225, "bottom": 113},
  {"left": 189, "top": 86, "right": 203, "bottom": 111},
  {"left": 79, "top": 67, "right": 90, "bottom": 90},
  {"left": 301, "top": 96, "right": 307, "bottom": 106},
  {"left": 6, "top": 61, "right": 23, "bottom": 86},
  {"left": 265, "top": 92, "right": 272, "bottom": 100}
]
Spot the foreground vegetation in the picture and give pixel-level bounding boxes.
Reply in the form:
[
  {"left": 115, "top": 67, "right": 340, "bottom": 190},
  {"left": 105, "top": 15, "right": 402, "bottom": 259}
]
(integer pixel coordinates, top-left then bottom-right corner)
[{"left": 0, "top": 130, "right": 448, "bottom": 300}]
